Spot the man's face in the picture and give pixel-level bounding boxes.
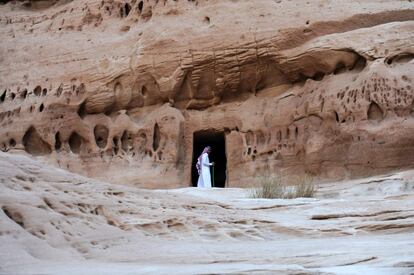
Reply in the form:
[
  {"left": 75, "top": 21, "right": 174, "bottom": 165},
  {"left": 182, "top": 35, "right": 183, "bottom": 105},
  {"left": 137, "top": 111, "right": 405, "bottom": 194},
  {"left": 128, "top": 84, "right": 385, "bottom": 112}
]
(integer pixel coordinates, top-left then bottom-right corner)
[{"left": 207, "top": 148, "right": 211, "bottom": 154}]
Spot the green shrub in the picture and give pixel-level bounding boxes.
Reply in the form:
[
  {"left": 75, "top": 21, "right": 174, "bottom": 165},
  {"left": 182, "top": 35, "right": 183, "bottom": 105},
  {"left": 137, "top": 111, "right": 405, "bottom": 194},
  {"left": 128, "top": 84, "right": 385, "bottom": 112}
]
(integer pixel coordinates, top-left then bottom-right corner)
[{"left": 250, "top": 174, "right": 316, "bottom": 199}]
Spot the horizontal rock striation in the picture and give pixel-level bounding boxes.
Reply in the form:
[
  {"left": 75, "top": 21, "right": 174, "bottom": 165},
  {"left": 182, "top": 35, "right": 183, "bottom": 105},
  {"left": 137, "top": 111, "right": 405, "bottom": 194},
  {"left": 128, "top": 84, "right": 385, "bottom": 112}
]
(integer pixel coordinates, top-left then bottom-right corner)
[{"left": 0, "top": 0, "right": 414, "bottom": 187}]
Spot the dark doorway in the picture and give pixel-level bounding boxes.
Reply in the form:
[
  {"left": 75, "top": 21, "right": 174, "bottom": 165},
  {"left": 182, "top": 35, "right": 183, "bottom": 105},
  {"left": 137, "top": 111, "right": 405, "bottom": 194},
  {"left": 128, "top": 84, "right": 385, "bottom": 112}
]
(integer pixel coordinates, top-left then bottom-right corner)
[{"left": 192, "top": 130, "right": 227, "bottom": 188}]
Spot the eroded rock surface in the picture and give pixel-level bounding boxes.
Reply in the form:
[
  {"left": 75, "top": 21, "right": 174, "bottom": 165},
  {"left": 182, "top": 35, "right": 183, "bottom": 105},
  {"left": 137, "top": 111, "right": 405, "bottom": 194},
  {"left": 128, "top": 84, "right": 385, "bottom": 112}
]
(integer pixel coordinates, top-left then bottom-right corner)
[
  {"left": 0, "top": 0, "right": 414, "bottom": 187},
  {"left": 1, "top": 152, "right": 414, "bottom": 274}
]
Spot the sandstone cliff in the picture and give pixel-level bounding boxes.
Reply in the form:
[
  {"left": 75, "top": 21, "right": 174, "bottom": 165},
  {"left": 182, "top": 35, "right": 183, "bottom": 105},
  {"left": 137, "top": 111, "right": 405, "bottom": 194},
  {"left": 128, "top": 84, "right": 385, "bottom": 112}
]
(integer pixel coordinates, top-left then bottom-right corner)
[{"left": 0, "top": 0, "right": 413, "bottom": 187}]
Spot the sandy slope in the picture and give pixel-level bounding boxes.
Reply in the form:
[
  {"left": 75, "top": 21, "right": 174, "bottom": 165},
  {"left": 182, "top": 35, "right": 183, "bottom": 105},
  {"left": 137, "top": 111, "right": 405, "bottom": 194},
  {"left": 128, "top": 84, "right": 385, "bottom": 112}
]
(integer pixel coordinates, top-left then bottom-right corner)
[{"left": 0, "top": 152, "right": 414, "bottom": 274}]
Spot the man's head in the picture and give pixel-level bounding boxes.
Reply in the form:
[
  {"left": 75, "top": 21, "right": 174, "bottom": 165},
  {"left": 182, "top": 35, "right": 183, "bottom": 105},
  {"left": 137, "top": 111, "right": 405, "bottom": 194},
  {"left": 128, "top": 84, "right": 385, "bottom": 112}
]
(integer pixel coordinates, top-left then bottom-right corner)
[{"left": 207, "top": 146, "right": 212, "bottom": 154}]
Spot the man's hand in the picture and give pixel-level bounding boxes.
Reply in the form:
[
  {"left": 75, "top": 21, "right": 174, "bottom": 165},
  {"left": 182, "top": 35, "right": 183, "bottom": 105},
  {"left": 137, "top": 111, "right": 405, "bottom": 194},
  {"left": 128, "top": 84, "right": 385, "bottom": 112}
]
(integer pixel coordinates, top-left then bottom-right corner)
[{"left": 211, "top": 162, "right": 215, "bottom": 166}]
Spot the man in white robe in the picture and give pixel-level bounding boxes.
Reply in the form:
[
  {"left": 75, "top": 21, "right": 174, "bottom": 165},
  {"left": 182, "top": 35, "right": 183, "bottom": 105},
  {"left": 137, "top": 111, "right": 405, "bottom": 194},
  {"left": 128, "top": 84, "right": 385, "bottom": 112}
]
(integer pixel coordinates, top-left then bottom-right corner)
[{"left": 196, "top": 146, "right": 214, "bottom": 188}]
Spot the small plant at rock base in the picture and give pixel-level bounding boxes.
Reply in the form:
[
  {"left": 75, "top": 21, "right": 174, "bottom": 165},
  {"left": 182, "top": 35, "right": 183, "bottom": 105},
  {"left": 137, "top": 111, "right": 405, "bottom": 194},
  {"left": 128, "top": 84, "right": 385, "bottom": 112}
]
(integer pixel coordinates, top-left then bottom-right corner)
[
  {"left": 292, "top": 173, "right": 316, "bottom": 198},
  {"left": 250, "top": 175, "right": 285, "bottom": 199},
  {"left": 250, "top": 173, "right": 317, "bottom": 199}
]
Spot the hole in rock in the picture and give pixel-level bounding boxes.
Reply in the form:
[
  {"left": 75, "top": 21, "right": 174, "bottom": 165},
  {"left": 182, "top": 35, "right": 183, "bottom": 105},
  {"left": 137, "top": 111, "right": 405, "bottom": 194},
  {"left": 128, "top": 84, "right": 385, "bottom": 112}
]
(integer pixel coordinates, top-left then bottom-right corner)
[
  {"left": 124, "top": 3, "right": 131, "bottom": 16},
  {"left": 42, "top": 88, "right": 47, "bottom": 96},
  {"left": 152, "top": 123, "right": 160, "bottom": 151},
  {"left": 20, "top": 89, "right": 27, "bottom": 99},
  {"left": 141, "top": 85, "right": 148, "bottom": 97},
  {"left": 56, "top": 85, "right": 63, "bottom": 96},
  {"left": 55, "top": 132, "right": 62, "bottom": 151},
  {"left": 0, "top": 90, "right": 6, "bottom": 102},
  {"left": 277, "top": 130, "right": 282, "bottom": 142},
  {"left": 94, "top": 124, "right": 109, "bottom": 149},
  {"left": 334, "top": 111, "right": 340, "bottom": 123},
  {"left": 334, "top": 62, "right": 346, "bottom": 75},
  {"left": 76, "top": 83, "right": 85, "bottom": 95},
  {"left": 39, "top": 103, "right": 44, "bottom": 112},
  {"left": 386, "top": 53, "right": 414, "bottom": 65},
  {"left": 33, "top": 86, "right": 41, "bottom": 96},
  {"left": 312, "top": 72, "right": 324, "bottom": 81},
  {"left": 9, "top": 138, "right": 16, "bottom": 147},
  {"left": 69, "top": 132, "right": 83, "bottom": 154},
  {"left": 77, "top": 101, "right": 86, "bottom": 118},
  {"left": 10, "top": 93, "right": 15, "bottom": 100},
  {"left": 138, "top": 1, "right": 143, "bottom": 12},
  {"left": 23, "top": 126, "right": 52, "bottom": 155},
  {"left": 113, "top": 137, "right": 119, "bottom": 155},
  {"left": 191, "top": 129, "right": 227, "bottom": 188},
  {"left": 367, "top": 101, "right": 383, "bottom": 122},
  {"left": 351, "top": 55, "right": 367, "bottom": 71},
  {"left": 121, "top": 131, "right": 133, "bottom": 152}
]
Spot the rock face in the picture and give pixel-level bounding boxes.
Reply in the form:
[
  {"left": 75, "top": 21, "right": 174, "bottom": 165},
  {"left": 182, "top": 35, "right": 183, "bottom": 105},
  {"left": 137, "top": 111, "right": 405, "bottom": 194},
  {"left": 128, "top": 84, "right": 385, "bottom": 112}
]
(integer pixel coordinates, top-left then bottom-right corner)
[{"left": 0, "top": 0, "right": 414, "bottom": 187}]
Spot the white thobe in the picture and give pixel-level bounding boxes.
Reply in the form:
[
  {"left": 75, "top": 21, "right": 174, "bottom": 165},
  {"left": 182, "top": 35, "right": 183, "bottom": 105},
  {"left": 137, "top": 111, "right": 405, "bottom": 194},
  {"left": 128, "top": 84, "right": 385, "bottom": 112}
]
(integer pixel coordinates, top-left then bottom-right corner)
[{"left": 197, "top": 153, "right": 213, "bottom": 188}]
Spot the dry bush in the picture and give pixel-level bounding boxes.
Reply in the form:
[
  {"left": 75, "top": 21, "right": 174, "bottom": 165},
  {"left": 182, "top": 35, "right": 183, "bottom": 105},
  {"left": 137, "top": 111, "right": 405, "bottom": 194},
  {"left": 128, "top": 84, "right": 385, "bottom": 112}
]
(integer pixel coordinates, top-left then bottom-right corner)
[
  {"left": 250, "top": 175, "right": 285, "bottom": 199},
  {"left": 250, "top": 174, "right": 317, "bottom": 199},
  {"left": 294, "top": 173, "right": 316, "bottom": 198}
]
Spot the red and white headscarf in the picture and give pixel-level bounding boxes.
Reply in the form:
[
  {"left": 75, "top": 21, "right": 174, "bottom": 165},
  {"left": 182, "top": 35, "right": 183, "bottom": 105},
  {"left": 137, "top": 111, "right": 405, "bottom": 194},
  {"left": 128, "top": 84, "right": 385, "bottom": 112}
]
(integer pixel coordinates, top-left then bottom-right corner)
[{"left": 196, "top": 146, "right": 210, "bottom": 175}]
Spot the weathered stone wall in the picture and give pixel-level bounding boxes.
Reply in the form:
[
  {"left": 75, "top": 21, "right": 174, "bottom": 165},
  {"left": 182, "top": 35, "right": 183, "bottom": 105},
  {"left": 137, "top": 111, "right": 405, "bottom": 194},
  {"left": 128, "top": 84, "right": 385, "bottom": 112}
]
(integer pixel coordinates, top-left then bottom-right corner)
[{"left": 0, "top": 0, "right": 413, "bottom": 188}]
